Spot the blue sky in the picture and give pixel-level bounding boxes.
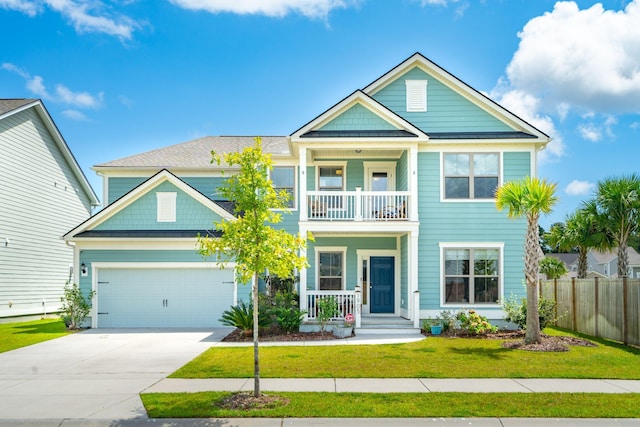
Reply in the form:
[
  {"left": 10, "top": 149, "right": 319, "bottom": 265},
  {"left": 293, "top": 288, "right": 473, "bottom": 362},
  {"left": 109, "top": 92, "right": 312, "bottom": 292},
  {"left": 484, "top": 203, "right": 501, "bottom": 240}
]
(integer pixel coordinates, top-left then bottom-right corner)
[{"left": 2, "top": 0, "right": 639, "bottom": 228}]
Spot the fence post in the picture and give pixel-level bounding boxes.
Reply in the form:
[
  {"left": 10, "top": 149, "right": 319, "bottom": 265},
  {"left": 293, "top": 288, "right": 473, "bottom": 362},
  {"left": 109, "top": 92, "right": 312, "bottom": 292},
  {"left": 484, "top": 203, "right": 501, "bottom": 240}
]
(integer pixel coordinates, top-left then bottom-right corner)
[
  {"left": 594, "top": 277, "right": 599, "bottom": 338},
  {"left": 553, "top": 279, "right": 558, "bottom": 326},
  {"left": 571, "top": 278, "right": 577, "bottom": 332},
  {"left": 623, "top": 277, "right": 628, "bottom": 345}
]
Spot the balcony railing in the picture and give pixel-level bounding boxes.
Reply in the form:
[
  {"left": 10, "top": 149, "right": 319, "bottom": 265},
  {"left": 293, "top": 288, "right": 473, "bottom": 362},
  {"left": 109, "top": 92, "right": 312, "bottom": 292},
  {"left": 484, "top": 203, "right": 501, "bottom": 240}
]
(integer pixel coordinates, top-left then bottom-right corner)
[{"left": 306, "top": 190, "right": 410, "bottom": 221}]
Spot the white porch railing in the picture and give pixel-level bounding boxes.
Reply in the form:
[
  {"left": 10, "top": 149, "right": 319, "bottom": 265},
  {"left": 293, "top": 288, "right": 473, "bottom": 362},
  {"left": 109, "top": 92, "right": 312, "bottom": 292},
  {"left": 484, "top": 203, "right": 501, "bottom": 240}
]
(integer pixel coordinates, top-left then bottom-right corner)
[
  {"left": 307, "top": 189, "right": 410, "bottom": 221},
  {"left": 305, "top": 290, "right": 362, "bottom": 327}
]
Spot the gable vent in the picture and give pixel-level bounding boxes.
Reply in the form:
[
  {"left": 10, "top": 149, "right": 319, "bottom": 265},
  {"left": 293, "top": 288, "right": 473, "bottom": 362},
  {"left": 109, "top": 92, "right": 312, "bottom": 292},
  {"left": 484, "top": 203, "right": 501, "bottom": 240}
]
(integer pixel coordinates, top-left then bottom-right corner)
[
  {"left": 405, "top": 80, "right": 427, "bottom": 112},
  {"left": 157, "top": 192, "right": 177, "bottom": 222}
]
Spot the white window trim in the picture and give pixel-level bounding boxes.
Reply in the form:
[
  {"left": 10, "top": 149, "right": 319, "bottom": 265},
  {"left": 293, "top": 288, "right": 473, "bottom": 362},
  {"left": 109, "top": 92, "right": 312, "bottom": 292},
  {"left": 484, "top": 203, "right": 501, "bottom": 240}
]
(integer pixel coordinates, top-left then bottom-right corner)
[
  {"left": 156, "top": 192, "right": 177, "bottom": 222},
  {"left": 270, "top": 165, "right": 298, "bottom": 211},
  {"left": 440, "top": 152, "right": 503, "bottom": 203},
  {"left": 315, "top": 161, "right": 347, "bottom": 191},
  {"left": 405, "top": 80, "right": 428, "bottom": 112},
  {"left": 439, "top": 242, "right": 504, "bottom": 307},
  {"left": 315, "top": 246, "right": 347, "bottom": 291}
]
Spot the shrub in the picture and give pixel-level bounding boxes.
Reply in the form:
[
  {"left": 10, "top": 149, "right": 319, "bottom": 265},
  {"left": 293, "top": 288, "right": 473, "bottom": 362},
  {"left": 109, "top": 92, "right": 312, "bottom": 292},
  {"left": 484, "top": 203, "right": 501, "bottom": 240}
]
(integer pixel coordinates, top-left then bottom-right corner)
[
  {"left": 436, "top": 310, "right": 456, "bottom": 333},
  {"left": 272, "top": 306, "right": 306, "bottom": 334},
  {"left": 502, "top": 295, "right": 558, "bottom": 330},
  {"left": 219, "top": 301, "right": 270, "bottom": 336},
  {"left": 60, "top": 282, "right": 95, "bottom": 330},
  {"left": 316, "top": 296, "right": 338, "bottom": 336},
  {"left": 455, "top": 309, "right": 497, "bottom": 335}
]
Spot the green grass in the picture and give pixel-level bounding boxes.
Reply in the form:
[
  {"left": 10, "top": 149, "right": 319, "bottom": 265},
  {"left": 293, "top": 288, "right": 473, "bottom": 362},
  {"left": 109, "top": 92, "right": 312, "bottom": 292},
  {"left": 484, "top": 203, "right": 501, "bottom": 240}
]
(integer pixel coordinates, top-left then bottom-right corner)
[
  {"left": 171, "top": 327, "right": 640, "bottom": 379},
  {"left": 142, "top": 392, "right": 640, "bottom": 418},
  {"left": 0, "top": 318, "right": 71, "bottom": 353}
]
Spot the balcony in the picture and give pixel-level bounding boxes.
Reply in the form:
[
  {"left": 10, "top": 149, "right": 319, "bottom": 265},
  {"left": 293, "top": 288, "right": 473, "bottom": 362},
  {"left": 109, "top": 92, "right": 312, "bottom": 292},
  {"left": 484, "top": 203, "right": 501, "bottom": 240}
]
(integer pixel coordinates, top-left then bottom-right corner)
[{"left": 306, "top": 190, "right": 410, "bottom": 221}]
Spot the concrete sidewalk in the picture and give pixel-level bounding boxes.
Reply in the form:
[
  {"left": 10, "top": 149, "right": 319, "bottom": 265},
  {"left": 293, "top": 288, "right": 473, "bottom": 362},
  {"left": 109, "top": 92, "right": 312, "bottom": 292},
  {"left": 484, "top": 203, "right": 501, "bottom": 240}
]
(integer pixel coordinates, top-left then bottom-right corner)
[{"left": 145, "top": 377, "right": 640, "bottom": 394}]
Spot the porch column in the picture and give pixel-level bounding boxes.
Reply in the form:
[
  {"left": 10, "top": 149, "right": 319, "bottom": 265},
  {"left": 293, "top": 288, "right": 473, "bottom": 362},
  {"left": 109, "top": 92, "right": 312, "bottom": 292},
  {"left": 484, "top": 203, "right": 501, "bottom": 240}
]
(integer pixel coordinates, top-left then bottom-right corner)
[
  {"left": 299, "top": 224, "right": 308, "bottom": 321},
  {"left": 409, "top": 146, "right": 419, "bottom": 221},
  {"left": 299, "top": 146, "right": 308, "bottom": 221},
  {"left": 410, "top": 230, "right": 421, "bottom": 328}
]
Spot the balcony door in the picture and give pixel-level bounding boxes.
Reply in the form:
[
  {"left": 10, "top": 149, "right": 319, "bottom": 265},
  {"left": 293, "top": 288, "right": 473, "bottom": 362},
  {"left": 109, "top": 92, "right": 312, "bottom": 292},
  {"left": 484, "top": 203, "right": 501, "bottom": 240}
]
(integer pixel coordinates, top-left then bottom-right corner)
[{"left": 364, "top": 162, "right": 396, "bottom": 219}]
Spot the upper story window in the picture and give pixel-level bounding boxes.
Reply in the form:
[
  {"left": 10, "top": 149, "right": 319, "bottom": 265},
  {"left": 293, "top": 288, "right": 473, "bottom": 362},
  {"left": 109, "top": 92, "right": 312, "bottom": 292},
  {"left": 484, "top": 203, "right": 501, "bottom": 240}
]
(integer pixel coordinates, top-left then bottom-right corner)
[
  {"left": 318, "top": 166, "right": 344, "bottom": 191},
  {"left": 271, "top": 166, "right": 296, "bottom": 209},
  {"left": 156, "top": 192, "right": 177, "bottom": 222},
  {"left": 405, "top": 80, "right": 428, "bottom": 112},
  {"left": 444, "top": 153, "right": 499, "bottom": 199}
]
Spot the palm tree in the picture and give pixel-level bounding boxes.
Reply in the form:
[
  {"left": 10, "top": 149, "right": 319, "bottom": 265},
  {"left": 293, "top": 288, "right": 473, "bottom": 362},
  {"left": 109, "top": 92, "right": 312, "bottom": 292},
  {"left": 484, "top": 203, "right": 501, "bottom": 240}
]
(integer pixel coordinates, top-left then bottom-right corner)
[
  {"left": 496, "top": 176, "right": 557, "bottom": 344},
  {"left": 539, "top": 256, "right": 568, "bottom": 280},
  {"left": 546, "top": 201, "right": 612, "bottom": 278},
  {"left": 592, "top": 174, "right": 640, "bottom": 278}
]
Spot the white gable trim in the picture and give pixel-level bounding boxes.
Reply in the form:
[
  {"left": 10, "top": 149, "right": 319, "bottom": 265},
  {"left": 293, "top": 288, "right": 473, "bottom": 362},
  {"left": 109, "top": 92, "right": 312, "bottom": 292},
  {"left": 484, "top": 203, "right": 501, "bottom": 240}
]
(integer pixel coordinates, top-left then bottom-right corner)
[
  {"left": 63, "top": 169, "right": 235, "bottom": 240},
  {"left": 363, "top": 53, "right": 550, "bottom": 143},
  {"left": 291, "top": 90, "right": 428, "bottom": 142}
]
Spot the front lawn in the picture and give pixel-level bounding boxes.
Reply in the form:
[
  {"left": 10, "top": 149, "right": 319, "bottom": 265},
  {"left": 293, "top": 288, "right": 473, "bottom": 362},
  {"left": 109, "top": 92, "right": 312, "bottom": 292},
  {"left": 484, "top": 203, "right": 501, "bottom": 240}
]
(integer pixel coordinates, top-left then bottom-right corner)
[
  {"left": 0, "top": 318, "right": 71, "bottom": 353},
  {"left": 142, "top": 392, "right": 640, "bottom": 418},
  {"left": 171, "top": 328, "right": 640, "bottom": 379}
]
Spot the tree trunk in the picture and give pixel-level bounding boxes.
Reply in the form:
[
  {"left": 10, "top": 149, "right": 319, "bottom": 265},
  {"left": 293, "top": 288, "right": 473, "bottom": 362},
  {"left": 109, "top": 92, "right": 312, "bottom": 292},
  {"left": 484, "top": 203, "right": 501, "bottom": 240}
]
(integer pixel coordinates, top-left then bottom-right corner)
[
  {"left": 617, "top": 241, "right": 629, "bottom": 278},
  {"left": 524, "top": 213, "right": 542, "bottom": 344},
  {"left": 252, "top": 272, "right": 260, "bottom": 397},
  {"left": 577, "top": 247, "right": 588, "bottom": 279}
]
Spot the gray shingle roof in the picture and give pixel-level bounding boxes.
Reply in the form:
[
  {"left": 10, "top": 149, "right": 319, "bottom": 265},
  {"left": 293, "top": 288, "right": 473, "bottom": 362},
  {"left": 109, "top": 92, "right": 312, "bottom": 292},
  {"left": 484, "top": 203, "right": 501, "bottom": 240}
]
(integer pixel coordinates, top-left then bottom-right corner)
[
  {"left": 95, "top": 136, "right": 290, "bottom": 168},
  {"left": 0, "top": 99, "right": 37, "bottom": 116}
]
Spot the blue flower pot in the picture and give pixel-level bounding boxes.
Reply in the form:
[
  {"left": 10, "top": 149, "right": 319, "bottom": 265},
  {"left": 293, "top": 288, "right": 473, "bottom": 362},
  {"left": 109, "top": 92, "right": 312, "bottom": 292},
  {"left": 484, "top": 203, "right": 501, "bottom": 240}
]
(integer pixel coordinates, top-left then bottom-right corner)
[{"left": 430, "top": 325, "right": 442, "bottom": 335}]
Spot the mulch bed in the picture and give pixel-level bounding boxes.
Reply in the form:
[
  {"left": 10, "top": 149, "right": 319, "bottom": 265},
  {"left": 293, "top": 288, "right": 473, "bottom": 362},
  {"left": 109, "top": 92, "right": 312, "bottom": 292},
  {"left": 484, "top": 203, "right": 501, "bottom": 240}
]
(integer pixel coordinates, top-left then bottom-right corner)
[
  {"left": 222, "top": 328, "right": 596, "bottom": 352},
  {"left": 216, "top": 391, "right": 289, "bottom": 410},
  {"left": 222, "top": 328, "right": 341, "bottom": 342}
]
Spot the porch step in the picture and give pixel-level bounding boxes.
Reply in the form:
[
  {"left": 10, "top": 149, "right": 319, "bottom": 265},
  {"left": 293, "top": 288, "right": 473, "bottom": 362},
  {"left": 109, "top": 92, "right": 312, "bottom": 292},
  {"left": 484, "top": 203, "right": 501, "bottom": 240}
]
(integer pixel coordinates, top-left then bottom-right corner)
[{"left": 356, "top": 316, "right": 421, "bottom": 335}]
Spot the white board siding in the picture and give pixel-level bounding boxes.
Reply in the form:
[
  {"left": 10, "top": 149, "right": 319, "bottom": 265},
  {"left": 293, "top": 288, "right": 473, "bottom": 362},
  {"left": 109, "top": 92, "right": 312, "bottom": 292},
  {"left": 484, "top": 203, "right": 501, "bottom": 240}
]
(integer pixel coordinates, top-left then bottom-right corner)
[
  {"left": 96, "top": 267, "right": 235, "bottom": 327},
  {"left": 0, "top": 108, "right": 93, "bottom": 317}
]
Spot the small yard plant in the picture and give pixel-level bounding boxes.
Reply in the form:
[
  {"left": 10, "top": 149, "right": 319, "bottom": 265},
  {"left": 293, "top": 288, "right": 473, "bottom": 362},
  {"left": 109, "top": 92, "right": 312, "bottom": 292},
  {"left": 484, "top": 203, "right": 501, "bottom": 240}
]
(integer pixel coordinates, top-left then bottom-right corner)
[
  {"left": 219, "top": 301, "right": 270, "bottom": 336},
  {"left": 456, "top": 309, "right": 498, "bottom": 335},
  {"left": 60, "top": 282, "right": 95, "bottom": 330},
  {"left": 502, "top": 294, "right": 559, "bottom": 330},
  {"left": 315, "top": 296, "right": 339, "bottom": 336}
]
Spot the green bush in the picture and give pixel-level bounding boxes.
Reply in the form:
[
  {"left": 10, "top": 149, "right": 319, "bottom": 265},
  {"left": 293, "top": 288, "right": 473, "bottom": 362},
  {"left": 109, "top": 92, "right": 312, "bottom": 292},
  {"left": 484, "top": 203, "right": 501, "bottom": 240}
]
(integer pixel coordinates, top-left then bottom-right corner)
[
  {"left": 316, "top": 296, "right": 338, "bottom": 335},
  {"left": 219, "top": 301, "right": 270, "bottom": 336},
  {"left": 502, "top": 295, "right": 558, "bottom": 330},
  {"left": 60, "top": 282, "right": 94, "bottom": 330},
  {"left": 272, "top": 306, "right": 306, "bottom": 334},
  {"left": 455, "top": 309, "right": 497, "bottom": 335}
]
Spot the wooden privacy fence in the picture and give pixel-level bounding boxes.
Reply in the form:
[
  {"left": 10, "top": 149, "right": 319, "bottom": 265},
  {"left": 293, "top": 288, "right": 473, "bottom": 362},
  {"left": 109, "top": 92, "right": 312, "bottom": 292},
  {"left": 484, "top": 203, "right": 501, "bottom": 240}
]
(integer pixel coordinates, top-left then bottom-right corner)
[{"left": 540, "top": 278, "right": 640, "bottom": 346}]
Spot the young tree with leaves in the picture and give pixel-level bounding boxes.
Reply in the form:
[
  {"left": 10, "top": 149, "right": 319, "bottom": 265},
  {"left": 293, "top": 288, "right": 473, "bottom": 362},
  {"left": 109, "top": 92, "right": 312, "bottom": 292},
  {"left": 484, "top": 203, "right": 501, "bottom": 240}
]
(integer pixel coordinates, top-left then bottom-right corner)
[
  {"left": 198, "top": 137, "right": 310, "bottom": 397},
  {"left": 496, "top": 176, "right": 557, "bottom": 344}
]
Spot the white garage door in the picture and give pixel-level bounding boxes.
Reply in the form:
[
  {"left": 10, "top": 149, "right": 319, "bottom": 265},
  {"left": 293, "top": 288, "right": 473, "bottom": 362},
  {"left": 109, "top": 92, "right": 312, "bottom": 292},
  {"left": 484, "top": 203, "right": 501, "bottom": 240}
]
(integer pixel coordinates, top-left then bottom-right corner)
[{"left": 96, "top": 267, "right": 235, "bottom": 328}]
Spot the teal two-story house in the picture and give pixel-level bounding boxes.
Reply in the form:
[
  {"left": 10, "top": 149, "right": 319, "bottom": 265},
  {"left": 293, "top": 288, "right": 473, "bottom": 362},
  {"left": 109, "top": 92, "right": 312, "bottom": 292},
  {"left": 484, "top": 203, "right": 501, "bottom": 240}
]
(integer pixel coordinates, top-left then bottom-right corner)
[{"left": 64, "top": 53, "right": 548, "bottom": 330}]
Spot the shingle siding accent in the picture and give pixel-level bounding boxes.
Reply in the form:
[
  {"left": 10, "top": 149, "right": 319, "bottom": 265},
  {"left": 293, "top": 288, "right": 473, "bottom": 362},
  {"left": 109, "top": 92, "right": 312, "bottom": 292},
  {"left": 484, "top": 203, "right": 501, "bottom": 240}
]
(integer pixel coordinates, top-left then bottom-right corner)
[{"left": 319, "top": 104, "right": 398, "bottom": 131}]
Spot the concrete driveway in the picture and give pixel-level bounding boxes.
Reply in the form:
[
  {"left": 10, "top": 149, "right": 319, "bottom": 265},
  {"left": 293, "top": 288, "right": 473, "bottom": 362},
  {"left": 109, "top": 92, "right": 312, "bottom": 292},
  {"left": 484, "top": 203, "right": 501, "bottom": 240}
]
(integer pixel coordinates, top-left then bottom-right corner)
[{"left": 0, "top": 327, "right": 233, "bottom": 420}]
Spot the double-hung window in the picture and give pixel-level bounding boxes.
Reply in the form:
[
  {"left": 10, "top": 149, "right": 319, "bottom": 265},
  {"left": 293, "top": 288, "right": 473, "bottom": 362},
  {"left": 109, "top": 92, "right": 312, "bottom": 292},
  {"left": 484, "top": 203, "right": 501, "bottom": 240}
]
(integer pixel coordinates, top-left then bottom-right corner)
[
  {"left": 444, "top": 248, "right": 500, "bottom": 304},
  {"left": 318, "top": 250, "right": 344, "bottom": 290},
  {"left": 271, "top": 166, "right": 296, "bottom": 209},
  {"left": 444, "top": 153, "right": 499, "bottom": 199},
  {"left": 318, "top": 166, "right": 344, "bottom": 209}
]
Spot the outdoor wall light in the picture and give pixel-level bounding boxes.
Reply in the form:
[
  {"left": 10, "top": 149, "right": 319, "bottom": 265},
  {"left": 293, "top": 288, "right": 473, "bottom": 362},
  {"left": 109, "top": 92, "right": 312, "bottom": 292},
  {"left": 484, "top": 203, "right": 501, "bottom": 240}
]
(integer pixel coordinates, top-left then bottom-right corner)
[{"left": 80, "top": 263, "right": 88, "bottom": 276}]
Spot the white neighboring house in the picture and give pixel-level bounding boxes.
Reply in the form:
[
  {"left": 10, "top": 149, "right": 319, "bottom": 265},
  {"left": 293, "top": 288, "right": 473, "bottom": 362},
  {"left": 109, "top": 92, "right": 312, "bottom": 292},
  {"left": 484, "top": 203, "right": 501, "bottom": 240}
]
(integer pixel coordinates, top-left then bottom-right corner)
[{"left": 0, "top": 99, "right": 99, "bottom": 319}]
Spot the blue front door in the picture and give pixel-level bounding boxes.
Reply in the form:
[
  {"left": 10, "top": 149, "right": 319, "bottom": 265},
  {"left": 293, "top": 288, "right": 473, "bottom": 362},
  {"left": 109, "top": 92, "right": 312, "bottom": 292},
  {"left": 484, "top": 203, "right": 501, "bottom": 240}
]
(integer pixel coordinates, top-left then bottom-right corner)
[{"left": 370, "top": 256, "right": 394, "bottom": 313}]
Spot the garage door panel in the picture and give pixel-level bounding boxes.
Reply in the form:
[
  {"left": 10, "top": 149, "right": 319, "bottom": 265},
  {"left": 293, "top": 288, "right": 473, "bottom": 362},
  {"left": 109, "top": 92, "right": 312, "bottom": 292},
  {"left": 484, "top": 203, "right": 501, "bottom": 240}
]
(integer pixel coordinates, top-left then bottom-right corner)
[{"left": 97, "top": 267, "right": 234, "bottom": 328}]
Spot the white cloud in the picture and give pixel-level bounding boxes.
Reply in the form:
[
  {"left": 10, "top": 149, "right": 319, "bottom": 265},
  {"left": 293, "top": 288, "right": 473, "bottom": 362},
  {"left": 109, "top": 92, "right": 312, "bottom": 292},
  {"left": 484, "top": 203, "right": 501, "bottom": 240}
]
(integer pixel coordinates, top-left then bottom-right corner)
[
  {"left": 490, "top": 83, "right": 565, "bottom": 164},
  {"left": 578, "top": 123, "right": 601, "bottom": 142},
  {"left": 565, "top": 180, "right": 596, "bottom": 196},
  {"left": 3, "top": 62, "right": 103, "bottom": 109},
  {"left": 168, "top": 0, "right": 358, "bottom": 18},
  {"left": 0, "top": 0, "right": 140, "bottom": 40},
  {"left": 0, "top": 0, "right": 41, "bottom": 16},
  {"left": 506, "top": 0, "right": 640, "bottom": 114},
  {"left": 61, "top": 109, "right": 87, "bottom": 120}
]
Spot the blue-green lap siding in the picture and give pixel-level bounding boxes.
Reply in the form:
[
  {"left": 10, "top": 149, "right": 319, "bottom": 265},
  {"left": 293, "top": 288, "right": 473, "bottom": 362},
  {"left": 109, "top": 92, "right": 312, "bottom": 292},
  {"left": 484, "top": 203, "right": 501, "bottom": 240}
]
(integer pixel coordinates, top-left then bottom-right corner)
[
  {"left": 416, "top": 152, "right": 528, "bottom": 313},
  {"left": 107, "top": 176, "right": 226, "bottom": 205},
  {"left": 319, "top": 104, "right": 398, "bottom": 131},
  {"left": 372, "top": 67, "right": 514, "bottom": 133}
]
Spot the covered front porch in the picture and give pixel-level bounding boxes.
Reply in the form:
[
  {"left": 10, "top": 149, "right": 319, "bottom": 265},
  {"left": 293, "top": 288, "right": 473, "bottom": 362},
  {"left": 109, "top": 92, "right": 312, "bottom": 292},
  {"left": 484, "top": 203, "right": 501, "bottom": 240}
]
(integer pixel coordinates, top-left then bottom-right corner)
[{"left": 297, "top": 231, "right": 421, "bottom": 333}]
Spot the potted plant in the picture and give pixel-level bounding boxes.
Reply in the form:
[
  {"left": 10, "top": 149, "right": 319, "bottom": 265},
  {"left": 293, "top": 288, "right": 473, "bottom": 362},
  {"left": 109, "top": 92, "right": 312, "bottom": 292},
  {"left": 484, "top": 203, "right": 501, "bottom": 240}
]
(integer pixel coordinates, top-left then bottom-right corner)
[
  {"left": 333, "top": 313, "right": 355, "bottom": 338},
  {"left": 426, "top": 318, "right": 442, "bottom": 335}
]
